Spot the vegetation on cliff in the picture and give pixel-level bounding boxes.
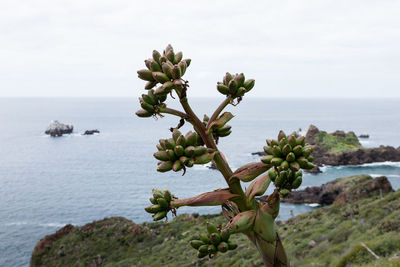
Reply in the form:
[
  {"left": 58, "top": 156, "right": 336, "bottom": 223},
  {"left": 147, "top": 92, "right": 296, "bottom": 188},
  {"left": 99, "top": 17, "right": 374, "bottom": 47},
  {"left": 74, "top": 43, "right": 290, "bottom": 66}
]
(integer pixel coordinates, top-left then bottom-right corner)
[
  {"left": 312, "top": 130, "right": 361, "bottom": 153},
  {"left": 31, "top": 175, "right": 400, "bottom": 267}
]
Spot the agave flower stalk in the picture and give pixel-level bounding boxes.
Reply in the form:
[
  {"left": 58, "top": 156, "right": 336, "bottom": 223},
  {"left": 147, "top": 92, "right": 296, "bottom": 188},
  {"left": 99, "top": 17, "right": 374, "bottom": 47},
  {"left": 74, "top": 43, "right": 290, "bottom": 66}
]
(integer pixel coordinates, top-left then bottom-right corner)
[{"left": 135, "top": 44, "right": 315, "bottom": 266}]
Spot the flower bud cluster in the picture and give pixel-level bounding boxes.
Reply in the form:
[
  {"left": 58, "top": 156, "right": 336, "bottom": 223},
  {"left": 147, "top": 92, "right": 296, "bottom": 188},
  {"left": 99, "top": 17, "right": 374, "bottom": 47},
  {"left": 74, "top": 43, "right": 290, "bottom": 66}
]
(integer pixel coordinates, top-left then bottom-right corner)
[
  {"left": 261, "top": 130, "right": 315, "bottom": 196},
  {"left": 137, "top": 44, "right": 191, "bottom": 93},
  {"left": 144, "top": 189, "right": 176, "bottom": 221},
  {"left": 189, "top": 222, "right": 237, "bottom": 258},
  {"left": 217, "top": 72, "right": 255, "bottom": 98},
  {"left": 154, "top": 129, "right": 213, "bottom": 173}
]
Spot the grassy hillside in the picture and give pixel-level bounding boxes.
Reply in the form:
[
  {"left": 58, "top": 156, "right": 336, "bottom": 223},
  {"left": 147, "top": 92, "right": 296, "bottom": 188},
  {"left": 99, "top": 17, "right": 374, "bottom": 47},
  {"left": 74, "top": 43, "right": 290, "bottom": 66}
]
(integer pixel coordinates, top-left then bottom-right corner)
[
  {"left": 32, "top": 179, "right": 400, "bottom": 267},
  {"left": 314, "top": 131, "right": 362, "bottom": 153}
]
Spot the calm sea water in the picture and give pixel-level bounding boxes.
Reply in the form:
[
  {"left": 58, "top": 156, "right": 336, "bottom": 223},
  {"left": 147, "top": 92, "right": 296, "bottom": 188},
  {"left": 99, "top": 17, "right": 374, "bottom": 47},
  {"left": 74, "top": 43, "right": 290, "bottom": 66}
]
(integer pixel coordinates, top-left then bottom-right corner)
[{"left": 0, "top": 97, "right": 399, "bottom": 266}]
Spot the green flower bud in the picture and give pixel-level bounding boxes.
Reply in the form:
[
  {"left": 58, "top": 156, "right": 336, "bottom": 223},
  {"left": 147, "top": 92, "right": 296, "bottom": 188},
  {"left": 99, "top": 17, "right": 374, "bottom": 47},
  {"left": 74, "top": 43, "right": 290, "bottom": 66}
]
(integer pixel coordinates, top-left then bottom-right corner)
[
  {"left": 280, "top": 189, "right": 290, "bottom": 197},
  {"left": 135, "top": 109, "right": 153, "bottom": 118},
  {"left": 152, "top": 72, "right": 170, "bottom": 84},
  {"left": 292, "top": 176, "right": 302, "bottom": 189},
  {"left": 152, "top": 50, "right": 161, "bottom": 63},
  {"left": 153, "top": 151, "right": 170, "bottom": 161},
  {"left": 172, "top": 160, "right": 183, "bottom": 172},
  {"left": 217, "top": 242, "right": 228, "bottom": 253},
  {"left": 261, "top": 155, "right": 274, "bottom": 164},
  {"left": 290, "top": 161, "right": 301, "bottom": 172},
  {"left": 137, "top": 69, "right": 155, "bottom": 81},
  {"left": 268, "top": 169, "right": 278, "bottom": 181},
  {"left": 243, "top": 79, "right": 255, "bottom": 92},
  {"left": 174, "top": 51, "right": 183, "bottom": 63},
  {"left": 278, "top": 130, "right": 286, "bottom": 141},
  {"left": 271, "top": 157, "right": 283, "bottom": 167},
  {"left": 144, "top": 204, "right": 162, "bottom": 213},
  {"left": 263, "top": 145, "right": 274, "bottom": 155},
  {"left": 272, "top": 145, "right": 282, "bottom": 157},
  {"left": 152, "top": 211, "right": 167, "bottom": 221},
  {"left": 286, "top": 152, "right": 295, "bottom": 162},
  {"left": 282, "top": 144, "right": 292, "bottom": 155},
  {"left": 190, "top": 240, "right": 204, "bottom": 250},
  {"left": 280, "top": 160, "right": 289, "bottom": 170},
  {"left": 157, "top": 161, "right": 173, "bottom": 172}
]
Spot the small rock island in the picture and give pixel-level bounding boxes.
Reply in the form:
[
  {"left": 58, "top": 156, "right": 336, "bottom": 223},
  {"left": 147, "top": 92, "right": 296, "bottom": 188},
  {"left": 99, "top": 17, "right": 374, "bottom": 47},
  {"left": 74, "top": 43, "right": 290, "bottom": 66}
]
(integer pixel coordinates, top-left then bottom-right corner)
[
  {"left": 45, "top": 121, "right": 73, "bottom": 137},
  {"left": 83, "top": 129, "right": 100, "bottom": 135}
]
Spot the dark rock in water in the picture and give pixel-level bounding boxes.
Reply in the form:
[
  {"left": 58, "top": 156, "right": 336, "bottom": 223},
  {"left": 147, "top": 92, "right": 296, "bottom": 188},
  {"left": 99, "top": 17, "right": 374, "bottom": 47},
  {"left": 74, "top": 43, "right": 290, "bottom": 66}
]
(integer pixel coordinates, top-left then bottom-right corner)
[
  {"left": 305, "top": 166, "right": 322, "bottom": 174},
  {"left": 314, "top": 145, "right": 400, "bottom": 166},
  {"left": 275, "top": 175, "right": 394, "bottom": 205},
  {"left": 304, "top": 125, "right": 400, "bottom": 166},
  {"left": 253, "top": 125, "right": 400, "bottom": 168},
  {"left": 251, "top": 151, "right": 265, "bottom": 156},
  {"left": 45, "top": 121, "right": 73, "bottom": 137},
  {"left": 358, "top": 134, "right": 369, "bottom": 138},
  {"left": 83, "top": 129, "right": 100, "bottom": 135}
]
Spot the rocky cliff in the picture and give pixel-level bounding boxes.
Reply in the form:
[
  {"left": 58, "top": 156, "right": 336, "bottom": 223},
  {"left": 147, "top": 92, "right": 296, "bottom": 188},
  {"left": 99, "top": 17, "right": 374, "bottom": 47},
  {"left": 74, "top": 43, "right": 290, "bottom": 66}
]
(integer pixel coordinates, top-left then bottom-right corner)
[
  {"left": 31, "top": 175, "right": 400, "bottom": 267},
  {"left": 276, "top": 174, "right": 394, "bottom": 205},
  {"left": 306, "top": 125, "right": 400, "bottom": 167},
  {"left": 253, "top": 125, "right": 400, "bottom": 173}
]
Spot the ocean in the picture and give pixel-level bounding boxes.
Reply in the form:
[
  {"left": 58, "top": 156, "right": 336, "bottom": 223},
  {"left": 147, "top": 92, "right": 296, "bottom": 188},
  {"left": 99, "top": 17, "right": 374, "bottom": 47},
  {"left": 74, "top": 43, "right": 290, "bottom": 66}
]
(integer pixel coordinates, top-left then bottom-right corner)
[{"left": 0, "top": 97, "right": 399, "bottom": 266}]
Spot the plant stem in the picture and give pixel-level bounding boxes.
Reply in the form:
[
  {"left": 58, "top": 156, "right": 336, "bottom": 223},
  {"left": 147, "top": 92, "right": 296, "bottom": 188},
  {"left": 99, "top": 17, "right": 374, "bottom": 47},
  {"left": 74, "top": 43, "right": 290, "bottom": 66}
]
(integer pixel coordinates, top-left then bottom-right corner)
[
  {"left": 207, "top": 97, "right": 231, "bottom": 128},
  {"left": 178, "top": 96, "right": 249, "bottom": 211},
  {"left": 158, "top": 107, "right": 188, "bottom": 119}
]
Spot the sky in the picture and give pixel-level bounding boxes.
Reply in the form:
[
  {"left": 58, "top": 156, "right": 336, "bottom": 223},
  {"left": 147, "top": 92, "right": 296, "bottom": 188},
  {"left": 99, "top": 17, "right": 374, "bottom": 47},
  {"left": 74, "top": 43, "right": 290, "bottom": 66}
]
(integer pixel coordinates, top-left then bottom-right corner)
[{"left": 0, "top": 0, "right": 399, "bottom": 98}]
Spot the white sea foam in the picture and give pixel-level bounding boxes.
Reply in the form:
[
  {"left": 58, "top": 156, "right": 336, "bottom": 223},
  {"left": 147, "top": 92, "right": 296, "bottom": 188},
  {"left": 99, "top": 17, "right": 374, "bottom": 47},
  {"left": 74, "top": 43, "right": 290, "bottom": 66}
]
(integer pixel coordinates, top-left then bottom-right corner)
[
  {"left": 5, "top": 222, "right": 68, "bottom": 228},
  {"left": 370, "top": 174, "right": 400, "bottom": 178},
  {"left": 326, "top": 161, "right": 400, "bottom": 169},
  {"left": 192, "top": 164, "right": 211, "bottom": 170},
  {"left": 38, "top": 223, "right": 67, "bottom": 228},
  {"left": 319, "top": 165, "right": 328, "bottom": 172},
  {"left": 306, "top": 203, "right": 320, "bottom": 207},
  {"left": 5, "top": 222, "right": 29, "bottom": 226}
]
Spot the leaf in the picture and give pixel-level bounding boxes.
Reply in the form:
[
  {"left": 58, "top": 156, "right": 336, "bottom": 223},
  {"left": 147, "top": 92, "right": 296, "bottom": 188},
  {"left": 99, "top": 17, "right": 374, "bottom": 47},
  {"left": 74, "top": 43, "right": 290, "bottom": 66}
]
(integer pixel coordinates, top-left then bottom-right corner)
[
  {"left": 253, "top": 206, "right": 276, "bottom": 243},
  {"left": 171, "top": 189, "right": 238, "bottom": 208},
  {"left": 261, "top": 192, "right": 280, "bottom": 219},
  {"left": 245, "top": 173, "right": 271, "bottom": 201},
  {"left": 224, "top": 210, "right": 256, "bottom": 234},
  {"left": 207, "top": 112, "right": 234, "bottom": 132},
  {"left": 254, "top": 232, "right": 288, "bottom": 266},
  {"left": 230, "top": 162, "right": 270, "bottom": 182}
]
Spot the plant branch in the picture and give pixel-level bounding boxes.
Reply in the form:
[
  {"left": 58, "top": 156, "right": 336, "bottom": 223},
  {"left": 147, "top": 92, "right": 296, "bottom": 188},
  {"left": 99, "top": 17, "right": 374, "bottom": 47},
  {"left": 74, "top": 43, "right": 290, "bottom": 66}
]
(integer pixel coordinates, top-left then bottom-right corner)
[
  {"left": 207, "top": 97, "right": 231, "bottom": 129},
  {"left": 158, "top": 107, "right": 188, "bottom": 119},
  {"left": 178, "top": 95, "right": 249, "bottom": 211}
]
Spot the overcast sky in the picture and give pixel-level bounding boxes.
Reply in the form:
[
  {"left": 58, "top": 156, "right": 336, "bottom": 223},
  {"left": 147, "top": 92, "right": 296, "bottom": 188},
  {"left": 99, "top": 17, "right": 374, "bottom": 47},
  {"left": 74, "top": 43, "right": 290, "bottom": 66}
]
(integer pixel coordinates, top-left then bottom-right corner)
[{"left": 1, "top": 0, "right": 399, "bottom": 97}]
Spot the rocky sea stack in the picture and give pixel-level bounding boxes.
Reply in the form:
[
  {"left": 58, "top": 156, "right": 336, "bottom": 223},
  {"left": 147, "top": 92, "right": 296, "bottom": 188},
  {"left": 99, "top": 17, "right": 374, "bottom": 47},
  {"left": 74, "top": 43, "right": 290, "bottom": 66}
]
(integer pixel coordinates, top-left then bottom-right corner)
[
  {"left": 253, "top": 125, "right": 400, "bottom": 173},
  {"left": 45, "top": 121, "right": 73, "bottom": 137}
]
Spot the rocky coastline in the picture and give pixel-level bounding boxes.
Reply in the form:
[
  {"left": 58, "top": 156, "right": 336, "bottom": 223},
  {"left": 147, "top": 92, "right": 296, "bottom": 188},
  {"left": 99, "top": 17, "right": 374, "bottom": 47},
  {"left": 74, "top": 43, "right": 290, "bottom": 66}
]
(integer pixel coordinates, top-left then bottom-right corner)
[
  {"left": 30, "top": 174, "right": 400, "bottom": 266},
  {"left": 263, "top": 174, "right": 394, "bottom": 205},
  {"left": 253, "top": 125, "right": 400, "bottom": 173}
]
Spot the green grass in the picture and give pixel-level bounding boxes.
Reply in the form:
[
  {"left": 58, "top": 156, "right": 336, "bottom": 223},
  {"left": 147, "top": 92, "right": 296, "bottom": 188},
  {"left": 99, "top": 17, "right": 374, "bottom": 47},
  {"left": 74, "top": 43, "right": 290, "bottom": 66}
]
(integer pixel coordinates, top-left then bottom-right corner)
[
  {"left": 314, "top": 131, "right": 362, "bottom": 152},
  {"left": 32, "top": 179, "right": 400, "bottom": 267}
]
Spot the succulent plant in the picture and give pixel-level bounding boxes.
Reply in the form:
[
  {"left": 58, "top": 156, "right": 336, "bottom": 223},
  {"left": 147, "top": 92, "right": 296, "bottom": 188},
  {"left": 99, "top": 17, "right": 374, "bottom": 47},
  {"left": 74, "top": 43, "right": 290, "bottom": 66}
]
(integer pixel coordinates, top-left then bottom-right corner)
[{"left": 135, "top": 44, "right": 316, "bottom": 266}]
